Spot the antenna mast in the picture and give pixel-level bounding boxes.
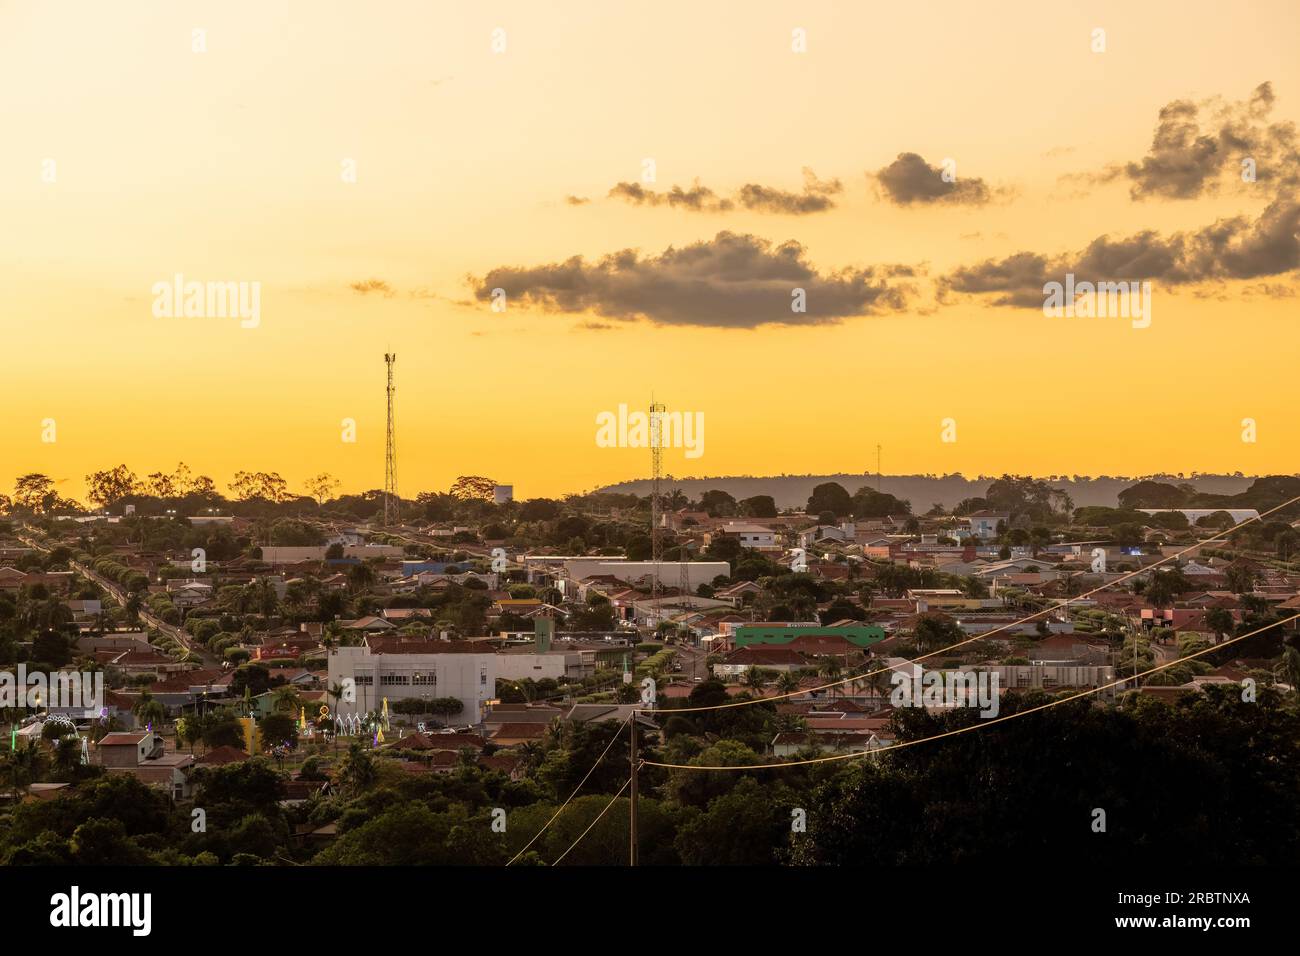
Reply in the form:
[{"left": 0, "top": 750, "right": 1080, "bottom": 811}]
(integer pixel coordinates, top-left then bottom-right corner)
[
  {"left": 649, "top": 399, "right": 666, "bottom": 631},
  {"left": 384, "top": 353, "right": 398, "bottom": 526}
]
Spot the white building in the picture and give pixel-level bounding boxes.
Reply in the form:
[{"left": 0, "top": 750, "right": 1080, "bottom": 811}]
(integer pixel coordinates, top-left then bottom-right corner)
[
  {"left": 328, "top": 638, "right": 497, "bottom": 726},
  {"left": 551, "top": 559, "right": 730, "bottom": 597},
  {"left": 962, "top": 511, "right": 1009, "bottom": 539},
  {"left": 718, "top": 522, "right": 779, "bottom": 550}
]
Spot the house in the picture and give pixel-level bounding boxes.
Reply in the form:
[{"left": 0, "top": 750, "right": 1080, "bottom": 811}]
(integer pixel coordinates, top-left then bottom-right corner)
[
  {"left": 195, "top": 745, "right": 250, "bottom": 767},
  {"left": 0, "top": 567, "right": 30, "bottom": 593},
  {"left": 489, "top": 722, "right": 549, "bottom": 745},
  {"left": 713, "top": 580, "right": 763, "bottom": 606},
  {"left": 107, "top": 647, "right": 185, "bottom": 678},
  {"left": 96, "top": 731, "right": 194, "bottom": 800},
  {"left": 962, "top": 511, "right": 1010, "bottom": 539},
  {"left": 715, "top": 523, "right": 779, "bottom": 551},
  {"left": 798, "top": 523, "right": 857, "bottom": 549}
]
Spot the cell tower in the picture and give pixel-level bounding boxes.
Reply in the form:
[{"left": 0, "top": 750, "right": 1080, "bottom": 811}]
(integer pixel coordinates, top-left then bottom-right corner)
[
  {"left": 384, "top": 353, "right": 398, "bottom": 526},
  {"left": 649, "top": 399, "right": 665, "bottom": 626}
]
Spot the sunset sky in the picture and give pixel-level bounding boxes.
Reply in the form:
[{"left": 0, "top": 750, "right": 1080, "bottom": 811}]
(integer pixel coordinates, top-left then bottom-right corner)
[{"left": 3, "top": 0, "right": 1298, "bottom": 503}]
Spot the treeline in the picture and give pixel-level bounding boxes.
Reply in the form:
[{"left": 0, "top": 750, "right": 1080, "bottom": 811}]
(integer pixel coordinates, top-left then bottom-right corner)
[{"left": 2, "top": 683, "right": 1298, "bottom": 865}]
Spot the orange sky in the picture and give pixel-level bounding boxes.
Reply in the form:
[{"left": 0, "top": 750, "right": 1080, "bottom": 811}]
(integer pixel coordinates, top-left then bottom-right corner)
[{"left": 2, "top": 0, "right": 1298, "bottom": 502}]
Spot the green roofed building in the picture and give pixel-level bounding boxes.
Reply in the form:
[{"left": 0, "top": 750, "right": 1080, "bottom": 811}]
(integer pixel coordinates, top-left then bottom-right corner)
[{"left": 732, "top": 624, "right": 885, "bottom": 649}]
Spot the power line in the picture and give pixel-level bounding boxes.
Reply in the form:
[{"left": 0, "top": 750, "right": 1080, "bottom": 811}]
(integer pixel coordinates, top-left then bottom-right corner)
[
  {"left": 550, "top": 776, "right": 631, "bottom": 865},
  {"left": 643, "top": 612, "right": 1300, "bottom": 771},
  {"left": 643, "top": 494, "right": 1300, "bottom": 714},
  {"left": 505, "top": 715, "right": 631, "bottom": 866}
]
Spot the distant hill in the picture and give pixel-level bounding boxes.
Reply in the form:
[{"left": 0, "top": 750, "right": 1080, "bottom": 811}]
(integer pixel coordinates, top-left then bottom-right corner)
[{"left": 594, "top": 473, "right": 1266, "bottom": 511}]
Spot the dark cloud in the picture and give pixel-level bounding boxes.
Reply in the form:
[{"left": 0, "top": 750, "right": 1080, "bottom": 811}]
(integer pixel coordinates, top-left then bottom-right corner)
[
  {"left": 608, "top": 181, "right": 734, "bottom": 212},
  {"left": 1101, "top": 82, "right": 1298, "bottom": 199},
  {"left": 472, "top": 231, "right": 916, "bottom": 328},
  {"left": 872, "top": 152, "right": 992, "bottom": 206},
  {"left": 941, "top": 199, "right": 1300, "bottom": 307},
  {"left": 565, "top": 195, "right": 590, "bottom": 205},
  {"left": 350, "top": 278, "right": 393, "bottom": 296},
  {"left": 606, "top": 168, "right": 842, "bottom": 215},
  {"left": 737, "top": 168, "right": 844, "bottom": 213}
]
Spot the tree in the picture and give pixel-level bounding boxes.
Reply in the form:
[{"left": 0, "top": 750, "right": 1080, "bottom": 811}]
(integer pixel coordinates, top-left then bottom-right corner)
[
  {"left": 337, "top": 741, "right": 377, "bottom": 793},
  {"left": 852, "top": 486, "right": 911, "bottom": 518},
  {"left": 674, "top": 777, "right": 791, "bottom": 865},
  {"left": 912, "top": 612, "right": 963, "bottom": 654},
  {"left": 132, "top": 691, "right": 165, "bottom": 730},
  {"left": 1146, "top": 568, "right": 1192, "bottom": 608},
  {"left": 699, "top": 490, "right": 737, "bottom": 517},
  {"left": 176, "top": 716, "right": 203, "bottom": 754},
  {"left": 201, "top": 712, "right": 245, "bottom": 750},
  {"left": 260, "top": 713, "right": 297, "bottom": 749},
  {"left": 13, "top": 474, "right": 56, "bottom": 513},
  {"left": 271, "top": 685, "right": 301, "bottom": 714},
  {"left": 85, "top": 465, "right": 139, "bottom": 509},
  {"left": 429, "top": 697, "right": 465, "bottom": 727},
  {"left": 144, "top": 471, "right": 176, "bottom": 499},
  {"left": 449, "top": 476, "right": 496, "bottom": 501},
  {"left": 306, "top": 473, "right": 340, "bottom": 507},
  {"left": 347, "top": 562, "right": 378, "bottom": 592},
  {"left": 819, "top": 657, "right": 843, "bottom": 700},
  {"left": 985, "top": 476, "right": 1071, "bottom": 525},
  {"left": 739, "top": 495, "right": 778, "bottom": 518},
  {"left": 1224, "top": 561, "right": 1258, "bottom": 596},
  {"left": 807, "top": 483, "right": 852, "bottom": 518},
  {"left": 1117, "top": 480, "right": 1189, "bottom": 510},
  {"left": 1204, "top": 607, "right": 1234, "bottom": 640},
  {"left": 229, "top": 471, "right": 291, "bottom": 503}
]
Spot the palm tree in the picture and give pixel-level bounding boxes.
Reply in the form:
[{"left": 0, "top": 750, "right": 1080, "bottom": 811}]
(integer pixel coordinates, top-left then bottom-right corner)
[
  {"left": 326, "top": 682, "right": 348, "bottom": 752},
  {"left": 517, "top": 740, "right": 546, "bottom": 773},
  {"left": 743, "top": 667, "right": 767, "bottom": 695},
  {"left": 348, "top": 562, "right": 378, "bottom": 593},
  {"left": 819, "top": 657, "right": 843, "bottom": 703},
  {"left": 776, "top": 672, "right": 799, "bottom": 696},
  {"left": 866, "top": 668, "right": 890, "bottom": 709},
  {"left": 272, "top": 685, "right": 301, "bottom": 714},
  {"left": 338, "top": 741, "right": 376, "bottom": 794},
  {"left": 132, "top": 691, "right": 164, "bottom": 730}
]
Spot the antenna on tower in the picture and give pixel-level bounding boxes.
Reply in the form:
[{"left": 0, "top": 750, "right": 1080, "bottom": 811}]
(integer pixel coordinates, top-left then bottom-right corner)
[
  {"left": 384, "top": 353, "right": 398, "bottom": 526},
  {"left": 649, "top": 398, "right": 666, "bottom": 631},
  {"left": 876, "top": 444, "right": 882, "bottom": 492}
]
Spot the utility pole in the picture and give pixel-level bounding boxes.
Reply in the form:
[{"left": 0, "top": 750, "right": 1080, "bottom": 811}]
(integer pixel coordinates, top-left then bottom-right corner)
[{"left": 629, "top": 715, "right": 639, "bottom": 866}]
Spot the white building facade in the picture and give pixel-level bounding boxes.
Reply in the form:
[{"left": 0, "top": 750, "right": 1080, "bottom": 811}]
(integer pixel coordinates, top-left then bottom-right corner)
[{"left": 328, "top": 643, "right": 497, "bottom": 726}]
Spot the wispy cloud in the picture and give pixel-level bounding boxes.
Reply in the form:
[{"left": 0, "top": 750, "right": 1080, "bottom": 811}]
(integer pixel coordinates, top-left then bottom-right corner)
[
  {"left": 604, "top": 168, "right": 843, "bottom": 215},
  {"left": 350, "top": 278, "right": 394, "bottom": 296}
]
